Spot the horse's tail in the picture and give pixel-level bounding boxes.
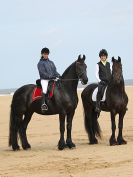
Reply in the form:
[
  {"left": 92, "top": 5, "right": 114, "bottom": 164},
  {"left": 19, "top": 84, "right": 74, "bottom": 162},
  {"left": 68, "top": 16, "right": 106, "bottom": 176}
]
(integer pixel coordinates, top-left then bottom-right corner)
[
  {"left": 9, "top": 95, "right": 20, "bottom": 147},
  {"left": 81, "top": 88, "right": 101, "bottom": 141},
  {"left": 91, "top": 109, "right": 101, "bottom": 138},
  {"left": 9, "top": 84, "right": 34, "bottom": 149}
]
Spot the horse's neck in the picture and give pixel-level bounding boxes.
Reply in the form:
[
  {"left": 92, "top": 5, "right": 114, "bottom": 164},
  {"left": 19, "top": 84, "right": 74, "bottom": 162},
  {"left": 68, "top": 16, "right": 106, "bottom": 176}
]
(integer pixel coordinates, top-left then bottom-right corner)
[
  {"left": 110, "top": 77, "right": 125, "bottom": 93},
  {"left": 61, "top": 63, "right": 79, "bottom": 93}
]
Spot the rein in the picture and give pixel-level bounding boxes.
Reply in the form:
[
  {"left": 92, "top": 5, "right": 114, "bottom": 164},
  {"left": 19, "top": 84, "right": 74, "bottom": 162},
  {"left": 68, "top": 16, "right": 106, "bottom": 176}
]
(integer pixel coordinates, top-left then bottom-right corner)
[
  {"left": 60, "top": 71, "right": 86, "bottom": 81},
  {"left": 60, "top": 78, "right": 79, "bottom": 81}
]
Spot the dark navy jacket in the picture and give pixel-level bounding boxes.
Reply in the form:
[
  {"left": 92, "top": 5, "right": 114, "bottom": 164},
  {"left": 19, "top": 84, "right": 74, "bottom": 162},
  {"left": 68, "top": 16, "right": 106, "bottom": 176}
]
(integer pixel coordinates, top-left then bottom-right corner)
[{"left": 37, "top": 58, "right": 60, "bottom": 80}]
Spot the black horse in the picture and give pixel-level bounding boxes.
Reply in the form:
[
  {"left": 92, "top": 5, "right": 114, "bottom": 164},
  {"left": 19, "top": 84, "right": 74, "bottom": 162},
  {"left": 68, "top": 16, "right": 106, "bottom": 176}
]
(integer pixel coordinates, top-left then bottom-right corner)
[
  {"left": 81, "top": 57, "right": 128, "bottom": 146},
  {"left": 9, "top": 55, "right": 88, "bottom": 151}
]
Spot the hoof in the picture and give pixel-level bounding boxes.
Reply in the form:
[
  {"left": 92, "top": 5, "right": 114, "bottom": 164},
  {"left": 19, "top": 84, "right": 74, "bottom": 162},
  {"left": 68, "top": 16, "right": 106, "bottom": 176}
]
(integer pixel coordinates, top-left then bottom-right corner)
[
  {"left": 22, "top": 143, "right": 31, "bottom": 150},
  {"left": 58, "top": 140, "right": 66, "bottom": 150},
  {"left": 66, "top": 141, "right": 76, "bottom": 149},
  {"left": 110, "top": 137, "right": 117, "bottom": 146},
  {"left": 117, "top": 138, "right": 127, "bottom": 145},
  {"left": 12, "top": 145, "right": 20, "bottom": 151},
  {"left": 89, "top": 138, "right": 98, "bottom": 145}
]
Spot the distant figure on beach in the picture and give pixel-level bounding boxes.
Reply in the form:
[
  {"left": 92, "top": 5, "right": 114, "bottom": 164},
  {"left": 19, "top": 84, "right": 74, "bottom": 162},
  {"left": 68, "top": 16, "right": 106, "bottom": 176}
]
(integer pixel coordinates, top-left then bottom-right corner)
[
  {"left": 37, "top": 48, "right": 60, "bottom": 111},
  {"left": 95, "top": 49, "right": 112, "bottom": 113}
]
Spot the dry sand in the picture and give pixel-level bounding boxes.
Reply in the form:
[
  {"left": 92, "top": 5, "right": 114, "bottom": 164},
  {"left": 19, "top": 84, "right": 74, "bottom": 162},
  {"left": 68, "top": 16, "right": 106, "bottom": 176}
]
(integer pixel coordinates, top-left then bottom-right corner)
[{"left": 0, "top": 87, "right": 133, "bottom": 177}]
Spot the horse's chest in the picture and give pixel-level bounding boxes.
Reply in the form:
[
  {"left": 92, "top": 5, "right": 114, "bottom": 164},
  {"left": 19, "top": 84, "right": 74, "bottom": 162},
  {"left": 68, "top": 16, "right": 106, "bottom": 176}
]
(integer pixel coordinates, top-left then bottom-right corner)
[
  {"left": 57, "top": 92, "right": 78, "bottom": 112},
  {"left": 110, "top": 95, "right": 126, "bottom": 109}
]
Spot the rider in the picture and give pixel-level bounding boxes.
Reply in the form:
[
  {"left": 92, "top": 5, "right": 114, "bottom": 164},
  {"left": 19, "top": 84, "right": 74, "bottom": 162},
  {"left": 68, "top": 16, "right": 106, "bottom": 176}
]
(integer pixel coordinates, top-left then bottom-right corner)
[
  {"left": 37, "top": 47, "right": 60, "bottom": 111},
  {"left": 95, "top": 49, "right": 112, "bottom": 113}
]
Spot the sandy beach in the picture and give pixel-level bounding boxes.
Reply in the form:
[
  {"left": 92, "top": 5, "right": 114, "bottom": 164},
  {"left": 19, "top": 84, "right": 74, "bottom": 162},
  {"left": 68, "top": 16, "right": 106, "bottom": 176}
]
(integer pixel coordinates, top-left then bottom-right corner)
[{"left": 0, "top": 87, "right": 133, "bottom": 177}]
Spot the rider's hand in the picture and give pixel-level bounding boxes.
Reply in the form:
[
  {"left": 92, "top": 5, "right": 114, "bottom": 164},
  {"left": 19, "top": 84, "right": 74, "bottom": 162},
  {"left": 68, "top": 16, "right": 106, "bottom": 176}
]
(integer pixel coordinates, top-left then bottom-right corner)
[
  {"left": 56, "top": 75, "right": 61, "bottom": 80},
  {"left": 57, "top": 74, "right": 61, "bottom": 78},
  {"left": 55, "top": 77, "right": 59, "bottom": 81}
]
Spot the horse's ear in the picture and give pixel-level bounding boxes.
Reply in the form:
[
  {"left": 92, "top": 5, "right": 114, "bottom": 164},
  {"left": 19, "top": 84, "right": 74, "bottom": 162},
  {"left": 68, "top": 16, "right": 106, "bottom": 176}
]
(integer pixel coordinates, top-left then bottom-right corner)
[
  {"left": 112, "top": 57, "right": 115, "bottom": 62},
  {"left": 83, "top": 55, "right": 86, "bottom": 61},
  {"left": 77, "top": 55, "right": 81, "bottom": 61},
  {"left": 118, "top": 56, "right": 121, "bottom": 63}
]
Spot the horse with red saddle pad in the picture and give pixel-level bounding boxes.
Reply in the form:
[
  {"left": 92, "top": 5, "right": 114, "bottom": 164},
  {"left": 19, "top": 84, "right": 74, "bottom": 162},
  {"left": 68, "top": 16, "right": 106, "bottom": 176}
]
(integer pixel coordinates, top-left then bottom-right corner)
[{"left": 9, "top": 55, "right": 88, "bottom": 151}]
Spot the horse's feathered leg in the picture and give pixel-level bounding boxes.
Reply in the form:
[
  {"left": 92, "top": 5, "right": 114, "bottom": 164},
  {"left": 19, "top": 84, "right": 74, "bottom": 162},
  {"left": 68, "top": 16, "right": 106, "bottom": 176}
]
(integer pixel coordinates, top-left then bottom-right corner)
[
  {"left": 58, "top": 114, "right": 66, "bottom": 150},
  {"left": 117, "top": 110, "right": 127, "bottom": 145},
  {"left": 110, "top": 112, "right": 117, "bottom": 146},
  {"left": 19, "top": 111, "right": 33, "bottom": 150},
  {"left": 66, "top": 110, "right": 76, "bottom": 149}
]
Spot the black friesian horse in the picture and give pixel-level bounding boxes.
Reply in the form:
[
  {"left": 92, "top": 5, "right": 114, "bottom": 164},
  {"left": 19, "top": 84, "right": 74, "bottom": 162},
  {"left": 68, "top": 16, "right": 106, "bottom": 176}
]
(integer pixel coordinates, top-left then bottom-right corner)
[
  {"left": 81, "top": 57, "right": 128, "bottom": 146},
  {"left": 9, "top": 55, "right": 88, "bottom": 151}
]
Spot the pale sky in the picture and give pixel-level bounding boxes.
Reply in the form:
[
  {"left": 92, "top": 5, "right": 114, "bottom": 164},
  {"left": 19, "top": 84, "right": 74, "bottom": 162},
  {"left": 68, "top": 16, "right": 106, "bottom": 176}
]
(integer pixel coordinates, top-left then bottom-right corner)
[{"left": 0, "top": 0, "right": 133, "bottom": 89}]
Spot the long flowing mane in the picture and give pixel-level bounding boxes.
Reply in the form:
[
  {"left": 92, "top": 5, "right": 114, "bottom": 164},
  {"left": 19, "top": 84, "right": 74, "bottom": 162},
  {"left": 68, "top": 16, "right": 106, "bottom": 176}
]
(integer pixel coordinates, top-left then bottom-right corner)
[{"left": 110, "top": 57, "right": 125, "bottom": 88}]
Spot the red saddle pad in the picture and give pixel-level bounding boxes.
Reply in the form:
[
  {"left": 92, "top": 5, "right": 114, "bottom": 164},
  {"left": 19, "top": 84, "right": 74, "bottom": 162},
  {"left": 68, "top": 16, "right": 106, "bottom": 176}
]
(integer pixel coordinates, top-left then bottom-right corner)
[
  {"left": 32, "top": 82, "right": 55, "bottom": 102},
  {"left": 32, "top": 87, "right": 42, "bottom": 101}
]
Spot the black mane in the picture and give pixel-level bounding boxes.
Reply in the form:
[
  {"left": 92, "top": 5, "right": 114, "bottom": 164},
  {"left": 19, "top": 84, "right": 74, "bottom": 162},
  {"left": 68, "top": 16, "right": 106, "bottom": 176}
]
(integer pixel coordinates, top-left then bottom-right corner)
[{"left": 62, "top": 62, "right": 76, "bottom": 78}]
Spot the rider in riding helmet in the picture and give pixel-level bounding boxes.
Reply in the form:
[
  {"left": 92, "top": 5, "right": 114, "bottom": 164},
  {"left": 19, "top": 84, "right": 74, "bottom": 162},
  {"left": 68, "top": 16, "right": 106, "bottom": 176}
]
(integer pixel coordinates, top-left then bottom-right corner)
[
  {"left": 37, "top": 47, "right": 60, "bottom": 111},
  {"left": 95, "top": 49, "right": 112, "bottom": 113}
]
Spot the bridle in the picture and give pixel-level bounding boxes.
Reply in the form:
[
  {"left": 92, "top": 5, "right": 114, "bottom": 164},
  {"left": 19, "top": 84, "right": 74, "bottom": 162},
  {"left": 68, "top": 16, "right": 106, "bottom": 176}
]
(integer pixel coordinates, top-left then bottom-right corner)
[
  {"left": 59, "top": 72, "right": 86, "bottom": 81},
  {"left": 59, "top": 62, "right": 86, "bottom": 81}
]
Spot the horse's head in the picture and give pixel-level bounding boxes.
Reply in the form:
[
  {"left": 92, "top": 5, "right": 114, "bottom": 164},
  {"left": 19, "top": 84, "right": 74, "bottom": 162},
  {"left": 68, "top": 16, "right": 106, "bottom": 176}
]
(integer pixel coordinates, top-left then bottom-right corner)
[
  {"left": 76, "top": 55, "right": 88, "bottom": 85},
  {"left": 112, "top": 56, "right": 123, "bottom": 84}
]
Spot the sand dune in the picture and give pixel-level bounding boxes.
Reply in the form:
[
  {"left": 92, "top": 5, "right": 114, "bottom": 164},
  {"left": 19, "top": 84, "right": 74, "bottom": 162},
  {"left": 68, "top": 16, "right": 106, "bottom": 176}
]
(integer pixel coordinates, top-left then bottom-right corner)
[{"left": 0, "top": 87, "right": 133, "bottom": 177}]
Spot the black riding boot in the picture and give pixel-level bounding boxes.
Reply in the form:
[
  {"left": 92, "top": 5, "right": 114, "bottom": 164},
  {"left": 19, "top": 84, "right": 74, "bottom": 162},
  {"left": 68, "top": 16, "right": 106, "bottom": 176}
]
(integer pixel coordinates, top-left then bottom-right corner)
[
  {"left": 41, "top": 93, "right": 48, "bottom": 111},
  {"left": 95, "top": 93, "right": 101, "bottom": 113},
  {"left": 95, "top": 81, "right": 107, "bottom": 113},
  {"left": 95, "top": 82, "right": 104, "bottom": 113}
]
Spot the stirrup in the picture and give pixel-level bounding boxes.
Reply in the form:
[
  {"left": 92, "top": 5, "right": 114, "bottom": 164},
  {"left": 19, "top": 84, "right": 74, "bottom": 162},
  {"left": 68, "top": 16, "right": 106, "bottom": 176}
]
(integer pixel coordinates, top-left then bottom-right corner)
[{"left": 41, "top": 103, "right": 48, "bottom": 111}]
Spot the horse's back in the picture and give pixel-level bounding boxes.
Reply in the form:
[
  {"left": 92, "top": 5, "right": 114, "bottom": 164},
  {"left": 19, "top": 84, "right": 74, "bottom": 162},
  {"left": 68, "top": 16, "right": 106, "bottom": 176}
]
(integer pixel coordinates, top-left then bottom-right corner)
[
  {"left": 11, "top": 84, "right": 36, "bottom": 109},
  {"left": 14, "top": 84, "right": 36, "bottom": 95},
  {"left": 81, "top": 83, "right": 98, "bottom": 101}
]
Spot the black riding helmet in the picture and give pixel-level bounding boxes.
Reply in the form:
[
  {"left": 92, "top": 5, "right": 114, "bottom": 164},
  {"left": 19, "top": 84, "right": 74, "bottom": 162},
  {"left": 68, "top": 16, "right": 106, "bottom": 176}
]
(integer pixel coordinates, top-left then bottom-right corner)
[
  {"left": 41, "top": 47, "right": 50, "bottom": 54},
  {"left": 99, "top": 49, "right": 108, "bottom": 58}
]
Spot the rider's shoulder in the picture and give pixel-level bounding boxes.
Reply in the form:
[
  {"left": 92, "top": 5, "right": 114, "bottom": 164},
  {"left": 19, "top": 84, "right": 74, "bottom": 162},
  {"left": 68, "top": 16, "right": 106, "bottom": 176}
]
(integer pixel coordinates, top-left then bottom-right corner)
[
  {"left": 48, "top": 58, "right": 53, "bottom": 62},
  {"left": 107, "top": 61, "right": 111, "bottom": 65},
  {"left": 49, "top": 59, "right": 55, "bottom": 64},
  {"left": 38, "top": 59, "right": 44, "bottom": 65},
  {"left": 39, "top": 58, "right": 44, "bottom": 62}
]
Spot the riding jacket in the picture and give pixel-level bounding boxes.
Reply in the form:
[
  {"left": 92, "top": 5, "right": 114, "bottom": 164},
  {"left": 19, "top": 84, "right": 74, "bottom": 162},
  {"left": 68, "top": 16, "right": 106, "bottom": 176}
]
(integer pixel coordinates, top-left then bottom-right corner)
[{"left": 37, "top": 58, "right": 60, "bottom": 80}]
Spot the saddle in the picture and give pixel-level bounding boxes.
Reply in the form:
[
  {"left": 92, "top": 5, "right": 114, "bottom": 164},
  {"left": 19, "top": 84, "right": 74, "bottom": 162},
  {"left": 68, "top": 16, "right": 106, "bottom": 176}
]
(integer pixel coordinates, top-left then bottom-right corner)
[
  {"left": 32, "top": 79, "right": 56, "bottom": 102},
  {"left": 92, "top": 86, "right": 107, "bottom": 102}
]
